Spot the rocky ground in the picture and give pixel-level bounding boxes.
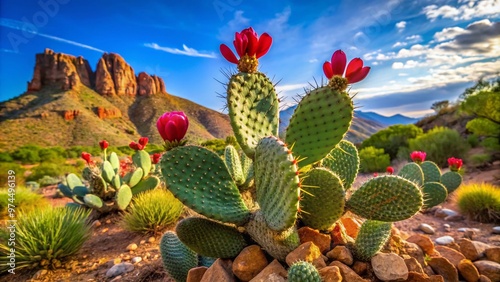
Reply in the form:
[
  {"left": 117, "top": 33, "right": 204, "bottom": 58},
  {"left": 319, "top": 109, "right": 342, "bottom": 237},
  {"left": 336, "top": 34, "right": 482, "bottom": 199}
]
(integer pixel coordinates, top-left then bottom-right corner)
[{"left": 1, "top": 163, "right": 499, "bottom": 282}]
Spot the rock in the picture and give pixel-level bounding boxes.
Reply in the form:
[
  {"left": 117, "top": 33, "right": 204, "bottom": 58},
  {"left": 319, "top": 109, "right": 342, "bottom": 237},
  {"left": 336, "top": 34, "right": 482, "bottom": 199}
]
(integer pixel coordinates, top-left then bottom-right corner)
[
  {"left": 106, "top": 262, "right": 134, "bottom": 278},
  {"left": 126, "top": 243, "right": 138, "bottom": 251},
  {"left": 419, "top": 223, "right": 436, "bottom": 234},
  {"left": 371, "top": 252, "right": 409, "bottom": 281},
  {"left": 298, "top": 226, "right": 332, "bottom": 254},
  {"left": 187, "top": 266, "right": 208, "bottom": 282},
  {"left": 460, "top": 239, "right": 491, "bottom": 261},
  {"left": 148, "top": 237, "right": 156, "bottom": 243},
  {"left": 435, "top": 208, "right": 459, "bottom": 218},
  {"left": 96, "top": 107, "right": 122, "bottom": 119},
  {"left": 435, "top": 236, "right": 455, "bottom": 246},
  {"left": 107, "top": 258, "right": 122, "bottom": 267},
  {"left": 200, "top": 259, "right": 235, "bottom": 282},
  {"left": 407, "top": 234, "right": 436, "bottom": 255},
  {"left": 404, "top": 257, "right": 424, "bottom": 274},
  {"left": 458, "top": 259, "right": 480, "bottom": 282},
  {"left": 403, "top": 241, "right": 427, "bottom": 268},
  {"left": 95, "top": 53, "right": 137, "bottom": 96},
  {"left": 92, "top": 220, "right": 101, "bottom": 227},
  {"left": 32, "top": 269, "right": 48, "bottom": 280},
  {"left": 407, "top": 272, "right": 432, "bottom": 282},
  {"left": 249, "top": 259, "right": 287, "bottom": 282},
  {"left": 435, "top": 245, "right": 466, "bottom": 268},
  {"left": 457, "top": 228, "right": 481, "bottom": 232},
  {"left": 137, "top": 72, "right": 166, "bottom": 95},
  {"left": 485, "top": 247, "right": 500, "bottom": 263},
  {"left": 285, "top": 241, "right": 326, "bottom": 269},
  {"left": 493, "top": 226, "right": 500, "bottom": 234},
  {"left": 140, "top": 240, "right": 146, "bottom": 245},
  {"left": 318, "top": 266, "right": 342, "bottom": 282},
  {"left": 326, "top": 245, "right": 354, "bottom": 266},
  {"left": 340, "top": 216, "right": 362, "bottom": 238},
  {"left": 428, "top": 257, "right": 459, "bottom": 282},
  {"left": 131, "top": 257, "right": 142, "bottom": 264},
  {"left": 329, "top": 261, "right": 368, "bottom": 282},
  {"left": 473, "top": 261, "right": 500, "bottom": 282},
  {"left": 63, "top": 110, "right": 80, "bottom": 121},
  {"left": 443, "top": 224, "right": 451, "bottom": 232},
  {"left": 232, "top": 245, "right": 268, "bottom": 281},
  {"left": 444, "top": 215, "right": 464, "bottom": 221},
  {"left": 351, "top": 261, "right": 368, "bottom": 276},
  {"left": 429, "top": 275, "right": 445, "bottom": 282},
  {"left": 479, "top": 274, "right": 493, "bottom": 282},
  {"left": 330, "top": 221, "right": 354, "bottom": 245}
]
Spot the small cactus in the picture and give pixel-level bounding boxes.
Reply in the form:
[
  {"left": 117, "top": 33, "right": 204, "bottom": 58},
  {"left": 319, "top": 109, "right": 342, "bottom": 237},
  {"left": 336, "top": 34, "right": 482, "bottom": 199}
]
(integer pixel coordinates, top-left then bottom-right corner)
[{"left": 288, "top": 261, "right": 322, "bottom": 282}]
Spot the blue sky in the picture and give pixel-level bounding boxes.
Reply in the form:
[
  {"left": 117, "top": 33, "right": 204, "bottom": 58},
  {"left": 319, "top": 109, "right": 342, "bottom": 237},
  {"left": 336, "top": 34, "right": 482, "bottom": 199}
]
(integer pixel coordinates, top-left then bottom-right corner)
[{"left": 1, "top": 0, "right": 499, "bottom": 118}]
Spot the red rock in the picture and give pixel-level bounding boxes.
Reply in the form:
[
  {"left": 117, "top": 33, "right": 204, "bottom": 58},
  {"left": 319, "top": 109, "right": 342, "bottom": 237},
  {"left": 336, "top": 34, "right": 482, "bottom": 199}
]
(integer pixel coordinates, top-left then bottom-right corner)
[
  {"left": 318, "top": 266, "right": 342, "bottom": 282},
  {"left": 473, "top": 260, "right": 500, "bottom": 282},
  {"left": 96, "top": 107, "right": 122, "bottom": 119},
  {"left": 326, "top": 245, "right": 353, "bottom": 266},
  {"left": 458, "top": 259, "right": 480, "bottom": 282},
  {"left": 406, "top": 272, "right": 431, "bottom": 282},
  {"left": 340, "top": 216, "right": 361, "bottom": 238},
  {"left": 232, "top": 245, "right": 268, "bottom": 281},
  {"left": 187, "top": 266, "right": 208, "bottom": 282},
  {"left": 285, "top": 242, "right": 326, "bottom": 269},
  {"left": 95, "top": 53, "right": 137, "bottom": 96},
  {"left": 485, "top": 247, "right": 500, "bottom": 263},
  {"left": 63, "top": 110, "right": 80, "bottom": 121},
  {"left": 351, "top": 261, "right": 368, "bottom": 276},
  {"left": 404, "top": 257, "right": 424, "bottom": 274},
  {"left": 428, "top": 256, "right": 459, "bottom": 282},
  {"left": 407, "top": 234, "right": 436, "bottom": 255},
  {"left": 249, "top": 259, "right": 287, "bottom": 282},
  {"left": 435, "top": 245, "right": 466, "bottom": 268},
  {"left": 298, "top": 226, "right": 332, "bottom": 254},
  {"left": 460, "top": 239, "right": 491, "bottom": 261},
  {"left": 329, "top": 261, "right": 369, "bottom": 282},
  {"left": 330, "top": 221, "right": 354, "bottom": 245},
  {"left": 200, "top": 259, "right": 235, "bottom": 282}
]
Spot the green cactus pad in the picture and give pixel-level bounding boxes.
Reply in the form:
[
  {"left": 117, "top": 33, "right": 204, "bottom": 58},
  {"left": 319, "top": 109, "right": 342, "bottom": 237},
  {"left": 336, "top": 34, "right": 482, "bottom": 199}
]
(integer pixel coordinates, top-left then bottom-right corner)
[
  {"left": 224, "top": 145, "right": 244, "bottom": 186},
  {"left": 422, "top": 182, "right": 448, "bottom": 209},
  {"left": 245, "top": 211, "right": 300, "bottom": 261},
  {"left": 346, "top": 175, "right": 423, "bottom": 221},
  {"left": 160, "top": 231, "right": 198, "bottom": 282},
  {"left": 58, "top": 184, "right": 73, "bottom": 198},
  {"left": 66, "top": 173, "right": 84, "bottom": 189},
  {"left": 420, "top": 161, "right": 441, "bottom": 183},
  {"left": 133, "top": 150, "right": 152, "bottom": 177},
  {"left": 240, "top": 152, "right": 254, "bottom": 191},
  {"left": 288, "top": 261, "right": 322, "bottom": 282},
  {"left": 82, "top": 167, "right": 93, "bottom": 181},
  {"left": 111, "top": 174, "right": 121, "bottom": 190},
  {"left": 176, "top": 217, "right": 247, "bottom": 258},
  {"left": 116, "top": 185, "right": 132, "bottom": 210},
  {"left": 131, "top": 176, "right": 160, "bottom": 196},
  {"left": 128, "top": 167, "right": 144, "bottom": 188},
  {"left": 72, "top": 195, "right": 85, "bottom": 205},
  {"left": 198, "top": 256, "right": 217, "bottom": 267},
  {"left": 255, "top": 136, "right": 300, "bottom": 231},
  {"left": 352, "top": 220, "right": 392, "bottom": 261},
  {"left": 72, "top": 186, "right": 89, "bottom": 197},
  {"left": 88, "top": 173, "right": 107, "bottom": 196},
  {"left": 227, "top": 72, "right": 279, "bottom": 159},
  {"left": 301, "top": 168, "right": 345, "bottom": 231},
  {"left": 83, "top": 194, "right": 104, "bottom": 209},
  {"left": 285, "top": 86, "right": 353, "bottom": 168},
  {"left": 398, "top": 162, "right": 424, "bottom": 186},
  {"left": 440, "top": 171, "right": 462, "bottom": 193},
  {"left": 108, "top": 152, "right": 120, "bottom": 173},
  {"left": 322, "top": 140, "right": 360, "bottom": 191},
  {"left": 101, "top": 160, "right": 115, "bottom": 183},
  {"left": 160, "top": 145, "right": 250, "bottom": 225}
]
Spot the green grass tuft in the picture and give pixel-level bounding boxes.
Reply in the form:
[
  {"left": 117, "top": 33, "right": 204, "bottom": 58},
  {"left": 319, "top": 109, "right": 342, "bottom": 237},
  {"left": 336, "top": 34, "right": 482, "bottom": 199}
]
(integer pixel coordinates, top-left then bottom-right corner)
[
  {"left": 0, "top": 187, "right": 50, "bottom": 219},
  {"left": 456, "top": 182, "right": 500, "bottom": 223}
]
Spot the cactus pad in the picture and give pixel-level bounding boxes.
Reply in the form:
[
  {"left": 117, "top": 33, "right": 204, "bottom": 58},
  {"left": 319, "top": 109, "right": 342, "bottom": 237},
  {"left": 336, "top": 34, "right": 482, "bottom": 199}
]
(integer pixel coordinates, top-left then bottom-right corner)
[
  {"left": 101, "top": 161, "right": 115, "bottom": 183},
  {"left": 131, "top": 176, "right": 160, "bottom": 195},
  {"left": 160, "top": 231, "right": 198, "bottom": 282},
  {"left": 422, "top": 182, "right": 448, "bottom": 209},
  {"left": 285, "top": 86, "right": 353, "bottom": 168},
  {"left": 160, "top": 145, "right": 250, "bottom": 225},
  {"left": 224, "top": 145, "right": 244, "bottom": 185},
  {"left": 58, "top": 184, "right": 73, "bottom": 198},
  {"left": 176, "top": 217, "right": 247, "bottom": 258},
  {"left": 322, "top": 140, "right": 359, "bottom": 190},
  {"left": 108, "top": 152, "right": 120, "bottom": 173},
  {"left": 66, "top": 173, "right": 84, "bottom": 189},
  {"left": 133, "top": 150, "right": 152, "bottom": 177},
  {"left": 288, "top": 261, "right": 322, "bottom": 282},
  {"left": 73, "top": 186, "right": 89, "bottom": 197},
  {"left": 398, "top": 162, "right": 424, "bottom": 186},
  {"left": 440, "top": 171, "right": 462, "bottom": 193},
  {"left": 352, "top": 220, "right": 392, "bottom": 261},
  {"left": 227, "top": 72, "right": 279, "bottom": 158},
  {"left": 420, "top": 161, "right": 441, "bottom": 183},
  {"left": 116, "top": 185, "right": 132, "bottom": 210},
  {"left": 83, "top": 194, "right": 103, "bottom": 209},
  {"left": 128, "top": 168, "right": 144, "bottom": 188},
  {"left": 255, "top": 136, "right": 300, "bottom": 231},
  {"left": 346, "top": 175, "right": 423, "bottom": 221},
  {"left": 300, "top": 168, "right": 345, "bottom": 231}
]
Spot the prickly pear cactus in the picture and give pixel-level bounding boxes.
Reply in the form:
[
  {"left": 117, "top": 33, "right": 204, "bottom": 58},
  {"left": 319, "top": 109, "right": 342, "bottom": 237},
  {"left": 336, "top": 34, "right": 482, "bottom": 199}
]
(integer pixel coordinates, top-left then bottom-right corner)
[
  {"left": 352, "top": 220, "right": 392, "bottom": 261},
  {"left": 288, "top": 261, "right": 322, "bottom": 282},
  {"left": 440, "top": 171, "right": 462, "bottom": 193},
  {"left": 160, "top": 231, "right": 198, "bottom": 282}
]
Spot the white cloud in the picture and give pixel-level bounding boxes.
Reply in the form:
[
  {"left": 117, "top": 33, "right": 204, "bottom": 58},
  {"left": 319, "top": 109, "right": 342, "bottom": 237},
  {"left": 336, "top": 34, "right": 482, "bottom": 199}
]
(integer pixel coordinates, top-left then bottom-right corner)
[
  {"left": 405, "top": 35, "right": 423, "bottom": 43},
  {"left": 217, "top": 10, "right": 250, "bottom": 41},
  {"left": 308, "top": 58, "right": 318, "bottom": 63},
  {"left": 392, "top": 41, "right": 407, "bottom": 48},
  {"left": 392, "top": 62, "right": 404, "bottom": 69},
  {"left": 398, "top": 73, "right": 409, "bottom": 76},
  {"left": 423, "top": 0, "right": 500, "bottom": 21},
  {"left": 433, "top": 26, "right": 467, "bottom": 42},
  {"left": 144, "top": 43, "right": 217, "bottom": 58},
  {"left": 395, "top": 21, "right": 407, "bottom": 31}
]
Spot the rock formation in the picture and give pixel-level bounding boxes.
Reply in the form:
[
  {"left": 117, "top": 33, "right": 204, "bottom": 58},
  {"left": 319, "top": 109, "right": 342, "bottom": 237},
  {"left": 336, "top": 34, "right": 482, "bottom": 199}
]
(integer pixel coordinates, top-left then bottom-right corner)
[
  {"left": 96, "top": 107, "right": 122, "bottom": 119},
  {"left": 137, "top": 72, "right": 166, "bottom": 95},
  {"left": 63, "top": 110, "right": 80, "bottom": 121},
  {"left": 95, "top": 53, "right": 137, "bottom": 96}
]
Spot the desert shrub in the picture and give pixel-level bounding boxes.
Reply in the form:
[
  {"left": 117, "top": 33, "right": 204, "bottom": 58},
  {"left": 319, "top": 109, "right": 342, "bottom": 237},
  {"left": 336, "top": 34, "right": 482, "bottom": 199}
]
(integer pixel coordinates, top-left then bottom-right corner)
[
  {"left": 0, "top": 206, "right": 91, "bottom": 272},
  {"left": 0, "top": 152, "right": 13, "bottom": 162},
  {"left": 38, "top": 175, "right": 61, "bottom": 187},
  {"left": 38, "top": 147, "right": 66, "bottom": 164},
  {"left": 122, "top": 188, "right": 184, "bottom": 234},
  {"left": 361, "top": 124, "right": 422, "bottom": 160},
  {"left": 11, "top": 145, "right": 42, "bottom": 164},
  {"left": 481, "top": 137, "right": 500, "bottom": 151},
  {"left": 456, "top": 183, "right": 500, "bottom": 223},
  {"left": 468, "top": 153, "right": 491, "bottom": 168},
  {"left": 359, "top": 146, "right": 390, "bottom": 173},
  {"left": 0, "top": 162, "right": 25, "bottom": 188},
  {"left": 409, "top": 127, "right": 469, "bottom": 167},
  {"left": 0, "top": 187, "right": 49, "bottom": 219},
  {"left": 466, "top": 134, "right": 480, "bottom": 148},
  {"left": 26, "top": 162, "right": 79, "bottom": 182}
]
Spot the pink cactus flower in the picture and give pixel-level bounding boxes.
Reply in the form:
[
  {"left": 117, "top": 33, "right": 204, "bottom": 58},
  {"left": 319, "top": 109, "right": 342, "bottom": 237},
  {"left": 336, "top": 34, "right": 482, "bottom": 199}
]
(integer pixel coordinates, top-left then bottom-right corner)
[
  {"left": 219, "top": 27, "right": 272, "bottom": 64},
  {"left": 323, "top": 50, "right": 370, "bottom": 84},
  {"left": 157, "top": 111, "right": 189, "bottom": 142},
  {"left": 448, "top": 157, "right": 463, "bottom": 171},
  {"left": 410, "top": 151, "right": 426, "bottom": 164}
]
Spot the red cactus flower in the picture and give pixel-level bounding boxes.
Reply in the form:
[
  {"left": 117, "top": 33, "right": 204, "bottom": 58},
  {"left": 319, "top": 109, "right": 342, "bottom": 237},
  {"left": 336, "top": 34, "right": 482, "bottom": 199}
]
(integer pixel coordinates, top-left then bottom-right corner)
[
  {"left": 386, "top": 166, "right": 394, "bottom": 175},
  {"left": 138, "top": 137, "right": 149, "bottom": 147},
  {"left": 448, "top": 157, "right": 463, "bottom": 172},
  {"left": 81, "top": 152, "right": 92, "bottom": 164},
  {"left": 373, "top": 172, "right": 378, "bottom": 177},
  {"left": 410, "top": 151, "right": 426, "bottom": 164},
  {"left": 323, "top": 50, "right": 370, "bottom": 84},
  {"left": 151, "top": 153, "right": 162, "bottom": 164},
  {"left": 129, "top": 141, "right": 144, "bottom": 151},
  {"left": 157, "top": 111, "right": 189, "bottom": 142},
  {"left": 99, "top": 140, "right": 109, "bottom": 150}
]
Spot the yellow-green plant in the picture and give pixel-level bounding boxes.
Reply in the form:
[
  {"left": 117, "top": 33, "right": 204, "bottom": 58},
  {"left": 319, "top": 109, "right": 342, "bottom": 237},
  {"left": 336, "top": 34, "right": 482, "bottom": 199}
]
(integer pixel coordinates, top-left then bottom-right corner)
[
  {"left": 122, "top": 188, "right": 184, "bottom": 234},
  {"left": 456, "top": 182, "right": 500, "bottom": 223},
  {"left": 0, "top": 187, "right": 49, "bottom": 219}
]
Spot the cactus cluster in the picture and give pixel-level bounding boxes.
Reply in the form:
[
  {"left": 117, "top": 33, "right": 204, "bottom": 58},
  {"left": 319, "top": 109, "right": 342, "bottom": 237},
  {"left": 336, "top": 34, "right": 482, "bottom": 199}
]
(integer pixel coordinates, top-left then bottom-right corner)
[
  {"left": 158, "top": 27, "right": 425, "bottom": 281},
  {"left": 59, "top": 139, "right": 160, "bottom": 214}
]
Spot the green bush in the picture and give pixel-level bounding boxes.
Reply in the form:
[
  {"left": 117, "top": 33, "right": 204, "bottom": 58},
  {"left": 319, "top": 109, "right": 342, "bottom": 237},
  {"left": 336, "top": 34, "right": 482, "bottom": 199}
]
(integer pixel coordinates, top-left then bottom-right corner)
[
  {"left": 0, "top": 187, "right": 49, "bottom": 219},
  {"left": 468, "top": 153, "right": 491, "bottom": 168},
  {"left": 466, "top": 134, "right": 480, "bottom": 148},
  {"left": 361, "top": 124, "right": 423, "bottom": 160},
  {"left": 0, "top": 152, "right": 13, "bottom": 162},
  {"left": 122, "top": 188, "right": 184, "bottom": 234},
  {"left": 409, "top": 127, "right": 469, "bottom": 167},
  {"left": 456, "top": 183, "right": 500, "bottom": 223},
  {"left": 38, "top": 147, "right": 66, "bottom": 164},
  {"left": 26, "top": 162, "right": 80, "bottom": 182},
  {"left": 0, "top": 162, "right": 25, "bottom": 188},
  {"left": 11, "top": 145, "right": 42, "bottom": 164},
  {"left": 358, "top": 146, "right": 391, "bottom": 173},
  {"left": 0, "top": 206, "right": 91, "bottom": 272},
  {"left": 38, "top": 175, "right": 61, "bottom": 187}
]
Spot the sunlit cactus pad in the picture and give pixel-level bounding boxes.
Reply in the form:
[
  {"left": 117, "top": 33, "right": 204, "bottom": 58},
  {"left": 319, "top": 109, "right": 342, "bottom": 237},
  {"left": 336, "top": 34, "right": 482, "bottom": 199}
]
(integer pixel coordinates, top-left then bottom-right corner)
[{"left": 322, "top": 140, "right": 360, "bottom": 190}]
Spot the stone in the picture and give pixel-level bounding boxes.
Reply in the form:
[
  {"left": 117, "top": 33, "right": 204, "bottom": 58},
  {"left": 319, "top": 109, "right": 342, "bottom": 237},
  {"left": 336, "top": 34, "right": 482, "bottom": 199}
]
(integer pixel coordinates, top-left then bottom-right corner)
[
  {"left": 473, "top": 261, "right": 500, "bottom": 282},
  {"left": 32, "top": 269, "right": 48, "bottom": 280},
  {"left": 493, "top": 226, "right": 500, "bottom": 234},
  {"left": 318, "top": 266, "right": 342, "bottom": 282},
  {"left": 148, "top": 237, "right": 156, "bottom": 243},
  {"left": 106, "top": 262, "right": 134, "bottom": 278},
  {"left": 92, "top": 220, "right": 101, "bottom": 227},
  {"left": 107, "top": 258, "right": 122, "bottom": 267},
  {"left": 371, "top": 252, "right": 409, "bottom": 281},
  {"left": 457, "top": 227, "right": 481, "bottom": 233},
  {"left": 140, "top": 240, "right": 146, "bottom": 245},
  {"left": 479, "top": 274, "right": 493, "bottom": 282},
  {"left": 444, "top": 215, "right": 464, "bottom": 221},
  {"left": 443, "top": 224, "right": 451, "bottom": 232},
  {"left": 428, "top": 257, "right": 459, "bottom": 282},
  {"left": 131, "top": 257, "right": 142, "bottom": 264},
  {"left": 435, "top": 236, "right": 455, "bottom": 246},
  {"left": 330, "top": 221, "right": 354, "bottom": 245},
  {"left": 429, "top": 275, "right": 445, "bottom": 282},
  {"left": 458, "top": 259, "right": 480, "bottom": 282},
  {"left": 435, "top": 208, "right": 459, "bottom": 218},
  {"left": 460, "top": 239, "right": 491, "bottom": 261},
  {"left": 329, "top": 261, "right": 368, "bottom": 282},
  {"left": 249, "top": 259, "right": 287, "bottom": 282},
  {"left": 340, "top": 216, "right": 362, "bottom": 238},
  {"left": 326, "top": 245, "right": 354, "bottom": 266},
  {"left": 298, "top": 226, "right": 332, "bottom": 254},
  {"left": 351, "top": 261, "right": 368, "bottom": 276},
  {"left": 407, "top": 234, "right": 436, "bottom": 255},
  {"left": 187, "top": 266, "right": 208, "bottom": 282},
  {"left": 403, "top": 241, "right": 427, "bottom": 268},
  {"left": 419, "top": 223, "right": 436, "bottom": 234},
  {"left": 200, "top": 259, "right": 235, "bottom": 282},
  {"left": 435, "top": 245, "right": 466, "bottom": 268},
  {"left": 96, "top": 107, "right": 122, "bottom": 119},
  {"left": 285, "top": 241, "right": 326, "bottom": 269},
  {"left": 137, "top": 72, "right": 166, "bottom": 95},
  {"left": 95, "top": 53, "right": 137, "bottom": 96},
  {"left": 232, "top": 245, "right": 268, "bottom": 281},
  {"left": 126, "top": 243, "right": 138, "bottom": 251},
  {"left": 485, "top": 247, "right": 500, "bottom": 263},
  {"left": 404, "top": 257, "right": 424, "bottom": 274},
  {"left": 407, "top": 272, "right": 432, "bottom": 282}
]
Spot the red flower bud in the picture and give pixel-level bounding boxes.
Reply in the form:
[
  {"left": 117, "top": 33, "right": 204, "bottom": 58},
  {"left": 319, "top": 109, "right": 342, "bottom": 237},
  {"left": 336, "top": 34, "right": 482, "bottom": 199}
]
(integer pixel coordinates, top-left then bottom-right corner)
[
  {"left": 447, "top": 157, "right": 463, "bottom": 172},
  {"left": 99, "top": 140, "right": 109, "bottom": 150},
  {"left": 129, "top": 142, "right": 144, "bottom": 151},
  {"left": 157, "top": 111, "right": 189, "bottom": 142},
  {"left": 138, "top": 137, "right": 148, "bottom": 147},
  {"left": 151, "top": 153, "right": 162, "bottom": 164},
  {"left": 81, "top": 152, "right": 91, "bottom": 164},
  {"left": 373, "top": 172, "right": 378, "bottom": 177},
  {"left": 386, "top": 166, "right": 394, "bottom": 175},
  {"left": 410, "top": 151, "right": 426, "bottom": 163}
]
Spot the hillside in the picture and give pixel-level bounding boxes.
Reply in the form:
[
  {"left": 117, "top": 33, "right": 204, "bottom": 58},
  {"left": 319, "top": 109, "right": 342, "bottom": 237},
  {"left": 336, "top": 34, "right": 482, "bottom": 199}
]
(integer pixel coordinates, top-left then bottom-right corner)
[
  {"left": 415, "top": 105, "right": 473, "bottom": 136},
  {"left": 355, "top": 111, "right": 420, "bottom": 126}
]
